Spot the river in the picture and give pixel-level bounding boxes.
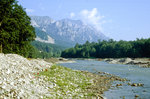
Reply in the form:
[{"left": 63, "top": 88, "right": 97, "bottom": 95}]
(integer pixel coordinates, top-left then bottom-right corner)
[{"left": 59, "top": 59, "right": 150, "bottom": 99}]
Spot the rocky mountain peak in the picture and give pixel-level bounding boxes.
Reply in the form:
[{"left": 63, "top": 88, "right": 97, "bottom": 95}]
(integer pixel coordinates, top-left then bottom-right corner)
[
  {"left": 30, "top": 16, "right": 55, "bottom": 28},
  {"left": 30, "top": 16, "right": 108, "bottom": 46}
]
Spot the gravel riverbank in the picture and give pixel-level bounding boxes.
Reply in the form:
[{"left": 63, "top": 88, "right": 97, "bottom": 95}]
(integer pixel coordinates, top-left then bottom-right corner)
[
  {"left": 0, "top": 54, "right": 127, "bottom": 98},
  {"left": 103, "top": 58, "right": 150, "bottom": 68},
  {"left": 0, "top": 53, "right": 52, "bottom": 98}
]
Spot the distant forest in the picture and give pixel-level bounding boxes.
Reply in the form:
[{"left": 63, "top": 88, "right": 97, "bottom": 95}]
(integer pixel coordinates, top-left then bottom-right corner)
[{"left": 61, "top": 38, "right": 150, "bottom": 58}]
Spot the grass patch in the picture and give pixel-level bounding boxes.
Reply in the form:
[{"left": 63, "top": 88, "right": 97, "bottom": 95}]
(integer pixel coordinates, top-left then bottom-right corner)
[{"left": 37, "top": 65, "right": 95, "bottom": 98}]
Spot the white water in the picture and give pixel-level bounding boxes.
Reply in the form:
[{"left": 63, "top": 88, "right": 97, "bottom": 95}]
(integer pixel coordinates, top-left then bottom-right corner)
[{"left": 59, "top": 60, "right": 150, "bottom": 99}]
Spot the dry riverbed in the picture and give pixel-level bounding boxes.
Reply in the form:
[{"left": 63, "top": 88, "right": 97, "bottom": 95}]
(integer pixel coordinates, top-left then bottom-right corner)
[{"left": 0, "top": 53, "right": 128, "bottom": 98}]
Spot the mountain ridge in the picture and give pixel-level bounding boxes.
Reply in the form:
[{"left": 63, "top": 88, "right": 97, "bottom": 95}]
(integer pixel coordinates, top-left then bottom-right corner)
[{"left": 30, "top": 16, "right": 109, "bottom": 47}]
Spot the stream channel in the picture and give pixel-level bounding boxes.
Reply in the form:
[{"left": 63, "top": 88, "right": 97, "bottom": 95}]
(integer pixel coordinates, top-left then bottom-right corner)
[{"left": 59, "top": 59, "right": 150, "bottom": 99}]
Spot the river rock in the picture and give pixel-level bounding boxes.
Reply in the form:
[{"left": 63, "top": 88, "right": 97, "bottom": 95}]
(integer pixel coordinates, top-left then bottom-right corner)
[
  {"left": 135, "top": 95, "right": 139, "bottom": 97},
  {"left": 131, "top": 83, "right": 137, "bottom": 87},
  {"left": 0, "top": 53, "right": 53, "bottom": 98},
  {"left": 137, "top": 83, "right": 144, "bottom": 86},
  {"left": 116, "top": 84, "right": 123, "bottom": 86},
  {"left": 131, "top": 83, "right": 144, "bottom": 87}
]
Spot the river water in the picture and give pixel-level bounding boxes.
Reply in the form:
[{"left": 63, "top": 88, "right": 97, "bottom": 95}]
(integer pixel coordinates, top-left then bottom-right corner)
[{"left": 59, "top": 59, "right": 150, "bottom": 99}]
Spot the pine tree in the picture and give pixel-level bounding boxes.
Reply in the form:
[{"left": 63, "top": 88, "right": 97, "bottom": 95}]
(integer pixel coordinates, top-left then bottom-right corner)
[
  {"left": 0, "top": 0, "right": 35, "bottom": 57},
  {"left": 0, "top": 0, "right": 15, "bottom": 52}
]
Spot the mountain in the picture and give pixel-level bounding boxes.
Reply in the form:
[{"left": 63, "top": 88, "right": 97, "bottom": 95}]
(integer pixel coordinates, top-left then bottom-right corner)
[
  {"left": 30, "top": 16, "right": 108, "bottom": 47},
  {"left": 31, "top": 16, "right": 55, "bottom": 27},
  {"left": 34, "top": 27, "right": 54, "bottom": 44}
]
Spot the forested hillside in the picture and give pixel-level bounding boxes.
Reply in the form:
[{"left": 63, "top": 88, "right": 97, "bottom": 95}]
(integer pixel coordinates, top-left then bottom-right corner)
[
  {"left": 31, "top": 41, "right": 66, "bottom": 58},
  {"left": 61, "top": 38, "right": 150, "bottom": 58}
]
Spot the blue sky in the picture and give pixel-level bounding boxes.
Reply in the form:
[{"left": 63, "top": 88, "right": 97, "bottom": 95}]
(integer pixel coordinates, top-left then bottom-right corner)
[{"left": 19, "top": 0, "right": 150, "bottom": 41}]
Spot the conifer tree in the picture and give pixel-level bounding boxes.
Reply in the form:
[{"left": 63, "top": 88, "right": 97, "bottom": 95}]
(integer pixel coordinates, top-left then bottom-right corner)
[{"left": 0, "top": 0, "right": 35, "bottom": 57}]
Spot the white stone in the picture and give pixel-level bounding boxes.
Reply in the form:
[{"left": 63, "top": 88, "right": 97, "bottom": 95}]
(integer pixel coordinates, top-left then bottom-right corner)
[
  {"left": 10, "top": 82, "right": 14, "bottom": 86},
  {"left": 2, "top": 85, "right": 6, "bottom": 89},
  {"left": 0, "top": 54, "right": 53, "bottom": 98}
]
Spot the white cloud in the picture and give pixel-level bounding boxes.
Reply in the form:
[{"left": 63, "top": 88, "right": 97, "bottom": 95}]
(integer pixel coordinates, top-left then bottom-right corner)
[
  {"left": 79, "top": 8, "right": 105, "bottom": 31},
  {"left": 70, "top": 12, "right": 75, "bottom": 18},
  {"left": 26, "top": 9, "right": 35, "bottom": 13}
]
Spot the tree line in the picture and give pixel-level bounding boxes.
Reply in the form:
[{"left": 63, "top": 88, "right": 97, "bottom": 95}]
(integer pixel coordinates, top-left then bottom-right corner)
[{"left": 61, "top": 38, "right": 150, "bottom": 58}]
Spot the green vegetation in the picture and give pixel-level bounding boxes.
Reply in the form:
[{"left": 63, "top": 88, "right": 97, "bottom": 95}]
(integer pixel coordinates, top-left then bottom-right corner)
[
  {"left": 37, "top": 65, "right": 95, "bottom": 98},
  {"left": 0, "top": 0, "right": 35, "bottom": 57},
  {"left": 31, "top": 41, "right": 66, "bottom": 58},
  {"left": 61, "top": 38, "right": 150, "bottom": 58}
]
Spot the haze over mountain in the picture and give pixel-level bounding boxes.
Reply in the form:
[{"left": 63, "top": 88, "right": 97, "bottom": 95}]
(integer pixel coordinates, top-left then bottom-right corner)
[{"left": 30, "top": 16, "right": 108, "bottom": 47}]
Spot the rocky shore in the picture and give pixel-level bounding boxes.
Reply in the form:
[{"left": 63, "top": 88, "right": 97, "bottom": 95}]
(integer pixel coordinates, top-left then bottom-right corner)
[
  {"left": 0, "top": 53, "right": 52, "bottom": 98},
  {"left": 0, "top": 53, "right": 127, "bottom": 98},
  {"left": 103, "top": 58, "right": 150, "bottom": 68}
]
